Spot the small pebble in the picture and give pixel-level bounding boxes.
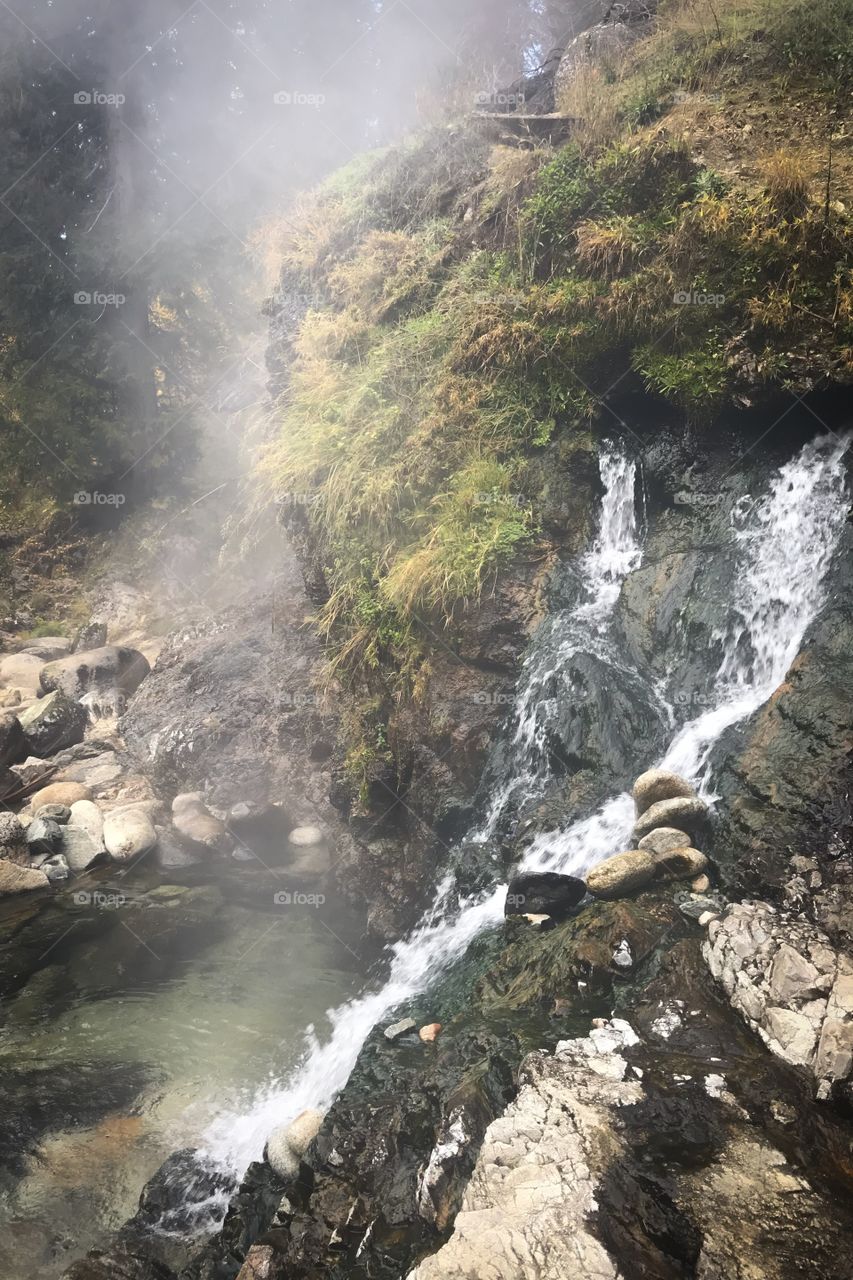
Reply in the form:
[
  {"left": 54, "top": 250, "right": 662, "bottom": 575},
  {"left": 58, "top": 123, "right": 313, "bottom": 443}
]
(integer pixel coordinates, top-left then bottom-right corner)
[{"left": 419, "top": 1022, "right": 442, "bottom": 1043}]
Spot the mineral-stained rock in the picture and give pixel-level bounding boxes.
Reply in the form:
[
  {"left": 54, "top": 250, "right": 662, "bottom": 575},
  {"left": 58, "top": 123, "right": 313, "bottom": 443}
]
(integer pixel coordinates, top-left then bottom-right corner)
[
  {"left": 632, "top": 768, "right": 697, "bottom": 816},
  {"left": 586, "top": 850, "right": 657, "bottom": 899},
  {"left": 633, "top": 795, "right": 711, "bottom": 843}
]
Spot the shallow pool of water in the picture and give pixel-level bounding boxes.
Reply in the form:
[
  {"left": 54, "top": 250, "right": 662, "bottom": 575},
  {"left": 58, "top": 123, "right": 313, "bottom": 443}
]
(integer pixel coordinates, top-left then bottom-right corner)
[{"left": 0, "top": 863, "right": 366, "bottom": 1279}]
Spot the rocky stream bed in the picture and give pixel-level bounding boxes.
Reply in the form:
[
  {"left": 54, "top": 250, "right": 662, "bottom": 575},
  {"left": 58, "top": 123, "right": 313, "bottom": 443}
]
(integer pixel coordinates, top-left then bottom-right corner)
[{"left": 2, "top": 419, "right": 853, "bottom": 1280}]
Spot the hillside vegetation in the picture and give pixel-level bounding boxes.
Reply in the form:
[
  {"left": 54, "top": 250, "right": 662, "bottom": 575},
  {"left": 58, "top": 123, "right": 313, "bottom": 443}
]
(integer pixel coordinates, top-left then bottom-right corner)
[{"left": 264, "top": 0, "right": 853, "bottom": 690}]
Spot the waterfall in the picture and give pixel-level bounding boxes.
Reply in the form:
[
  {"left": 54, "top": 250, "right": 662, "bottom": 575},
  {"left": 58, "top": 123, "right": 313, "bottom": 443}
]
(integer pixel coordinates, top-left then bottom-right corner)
[
  {"left": 479, "top": 443, "right": 643, "bottom": 836},
  {"left": 203, "top": 433, "right": 849, "bottom": 1176}
]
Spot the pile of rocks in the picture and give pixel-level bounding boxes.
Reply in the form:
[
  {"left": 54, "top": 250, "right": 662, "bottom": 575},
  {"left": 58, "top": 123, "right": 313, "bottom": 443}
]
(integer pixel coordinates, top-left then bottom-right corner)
[
  {"left": 0, "top": 627, "right": 245, "bottom": 898},
  {"left": 504, "top": 768, "right": 713, "bottom": 924}
]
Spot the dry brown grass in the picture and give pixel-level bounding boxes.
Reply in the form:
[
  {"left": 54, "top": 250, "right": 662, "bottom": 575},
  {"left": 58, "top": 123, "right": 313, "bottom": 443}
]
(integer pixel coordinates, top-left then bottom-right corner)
[{"left": 761, "top": 149, "right": 812, "bottom": 220}]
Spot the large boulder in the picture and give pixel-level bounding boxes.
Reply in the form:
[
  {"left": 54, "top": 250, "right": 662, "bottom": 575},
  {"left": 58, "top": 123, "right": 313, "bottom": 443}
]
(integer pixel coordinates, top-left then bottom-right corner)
[
  {"left": 103, "top": 808, "right": 158, "bottom": 862},
  {"left": 18, "top": 691, "right": 87, "bottom": 757},
  {"left": 0, "top": 858, "right": 50, "bottom": 895},
  {"left": 505, "top": 871, "right": 586, "bottom": 920},
  {"left": 0, "top": 711, "right": 26, "bottom": 767},
  {"left": 586, "top": 850, "right": 657, "bottom": 900},
  {"left": 40, "top": 645, "right": 150, "bottom": 701},
  {"left": 632, "top": 768, "right": 697, "bottom": 817},
  {"left": 633, "top": 795, "right": 711, "bottom": 844}
]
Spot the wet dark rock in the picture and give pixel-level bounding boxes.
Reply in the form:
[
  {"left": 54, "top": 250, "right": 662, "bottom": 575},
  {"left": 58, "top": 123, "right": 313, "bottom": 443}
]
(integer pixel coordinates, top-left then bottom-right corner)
[
  {"left": 25, "top": 815, "right": 63, "bottom": 856},
  {"left": 40, "top": 644, "right": 150, "bottom": 700},
  {"left": 62, "top": 1248, "right": 175, "bottom": 1280},
  {"left": 132, "top": 1150, "right": 236, "bottom": 1237},
  {"left": 504, "top": 871, "right": 586, "bottom": 920},
  {"left": 180, "top": 1161, "right": 287, "bottom": 1280},
  {"left": 0, "top": 710, "right": 26, "bottom": 767},
  {"left": 18, "top": 690, "right": 87, "bottom": 756}
]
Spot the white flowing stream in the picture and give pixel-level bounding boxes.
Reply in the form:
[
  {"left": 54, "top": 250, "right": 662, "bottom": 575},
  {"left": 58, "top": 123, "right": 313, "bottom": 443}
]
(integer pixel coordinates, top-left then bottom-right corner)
[{"left": 203, "top": 432, "right": 849, "bottom": 1175}]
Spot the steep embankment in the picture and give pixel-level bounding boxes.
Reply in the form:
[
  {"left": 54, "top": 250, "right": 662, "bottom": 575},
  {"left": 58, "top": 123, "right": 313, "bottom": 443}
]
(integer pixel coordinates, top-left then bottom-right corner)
[{"left": 244, "top": 0, "right": 853, "bottom": 927}]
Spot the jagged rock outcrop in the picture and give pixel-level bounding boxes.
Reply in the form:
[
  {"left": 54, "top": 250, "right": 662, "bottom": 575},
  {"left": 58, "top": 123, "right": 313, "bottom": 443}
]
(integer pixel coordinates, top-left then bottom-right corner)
[{"left": 704, "top": 901, "right": 853, "bottom": 1099}]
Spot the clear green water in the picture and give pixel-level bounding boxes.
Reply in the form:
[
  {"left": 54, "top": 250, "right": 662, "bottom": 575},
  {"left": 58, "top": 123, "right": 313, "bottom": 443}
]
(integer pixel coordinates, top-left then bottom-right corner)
[{"left": 0, "top": 864, "right": 365, "bottom": 1279}]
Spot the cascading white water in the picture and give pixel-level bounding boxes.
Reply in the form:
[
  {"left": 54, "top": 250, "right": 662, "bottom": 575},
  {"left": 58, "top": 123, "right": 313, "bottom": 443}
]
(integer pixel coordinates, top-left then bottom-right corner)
[
  {"left": 479, "top": 444, "right": 643, "bottom": 835},
  {"left": 203, "top": 433, "right": 849, "bottom": 1176},
  {"left": 523, "top": 432, "right": 851, "bottom": 875}
]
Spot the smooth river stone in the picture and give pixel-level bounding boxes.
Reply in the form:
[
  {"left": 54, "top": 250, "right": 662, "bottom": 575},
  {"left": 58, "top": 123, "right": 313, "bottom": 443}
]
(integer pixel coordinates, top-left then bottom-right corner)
[
  {"left": 103, "top": 809, "right": 158, "bottom": 862},
  {"left": 632, "top": 768, "right": 697, "bottom": 816},
  {"left": 586, "top": 850, "right": 657, "bottom": 900},
  {"left": 637, "top": 827, "right": 691, "bottom": 854},
  {"left": 633, "top": 796, "right": 710, "bottom": 843}
]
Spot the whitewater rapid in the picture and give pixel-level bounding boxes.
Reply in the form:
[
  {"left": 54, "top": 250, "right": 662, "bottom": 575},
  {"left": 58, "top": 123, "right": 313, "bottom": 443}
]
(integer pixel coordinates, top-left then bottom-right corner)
[{"left": 203, "top": 433, "right": 849, "bottom": 1175}]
